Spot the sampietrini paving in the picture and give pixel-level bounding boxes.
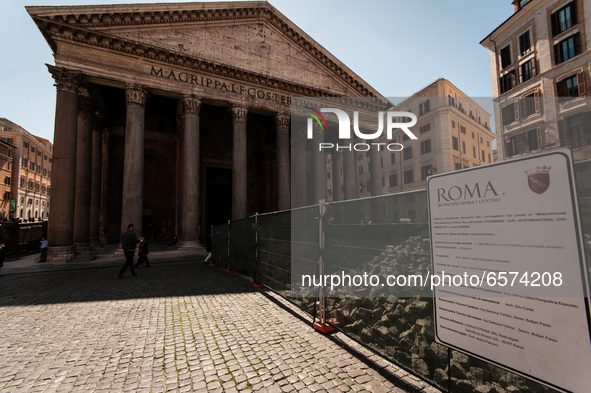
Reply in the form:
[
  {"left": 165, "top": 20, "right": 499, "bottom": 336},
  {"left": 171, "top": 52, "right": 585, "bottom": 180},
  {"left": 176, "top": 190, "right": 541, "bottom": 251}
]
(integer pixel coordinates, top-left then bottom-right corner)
[{"left": 0, "top": 258, "right": 439, "bottom": 393}]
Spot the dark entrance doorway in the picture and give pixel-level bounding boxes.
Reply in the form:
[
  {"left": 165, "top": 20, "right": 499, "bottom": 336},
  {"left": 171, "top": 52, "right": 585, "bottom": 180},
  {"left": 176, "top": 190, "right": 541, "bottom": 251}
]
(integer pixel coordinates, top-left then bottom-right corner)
[{"left": 205, "top": 167, "right": 232, "bottom": 251}]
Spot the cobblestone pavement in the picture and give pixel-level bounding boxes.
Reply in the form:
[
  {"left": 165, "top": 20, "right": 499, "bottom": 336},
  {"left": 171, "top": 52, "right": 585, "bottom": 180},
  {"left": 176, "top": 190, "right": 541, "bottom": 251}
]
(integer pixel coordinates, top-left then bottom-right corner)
[{"left": 0, "top": 258, "right": 440, "bottom": 393}]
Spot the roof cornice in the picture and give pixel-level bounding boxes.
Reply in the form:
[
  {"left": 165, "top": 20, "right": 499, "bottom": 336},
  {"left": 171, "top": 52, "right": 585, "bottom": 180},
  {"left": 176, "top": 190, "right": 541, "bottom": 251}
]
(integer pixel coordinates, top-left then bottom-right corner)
[{"left": 27, "top": 2, "right": 385, "bottom": 101}]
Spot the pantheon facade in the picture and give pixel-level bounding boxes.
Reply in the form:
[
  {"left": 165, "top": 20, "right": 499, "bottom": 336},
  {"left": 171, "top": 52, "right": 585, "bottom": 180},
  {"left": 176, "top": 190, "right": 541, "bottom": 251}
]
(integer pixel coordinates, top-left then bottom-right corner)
[{"left": 27, "top": 1, "right": 384, "bottom": 256}]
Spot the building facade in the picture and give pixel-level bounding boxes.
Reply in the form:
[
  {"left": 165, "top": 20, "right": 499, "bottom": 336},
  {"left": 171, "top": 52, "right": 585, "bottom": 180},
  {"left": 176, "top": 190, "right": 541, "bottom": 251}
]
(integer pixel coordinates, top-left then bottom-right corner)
[
  {"left": 0, "top": 138, "right": 15, "bottom": 221},
  {"left": 0, "top": 118, "right": 53, "bottom": 221},
  {"left": 27, "top": 2, "right": 388, "bottom": 257},
  {"left": 325, "top": 79, "right": 495, "bottom": 201},
  {"left": 481, "top": 0, "right": 591, "bottom": 162}
]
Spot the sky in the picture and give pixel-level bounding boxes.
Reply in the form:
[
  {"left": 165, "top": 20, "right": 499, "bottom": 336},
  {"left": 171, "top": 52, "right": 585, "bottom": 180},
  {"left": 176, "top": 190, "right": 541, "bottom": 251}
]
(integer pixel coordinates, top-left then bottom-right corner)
[{"left": 0, "top": 0, "right": 514, "bottom": 143}]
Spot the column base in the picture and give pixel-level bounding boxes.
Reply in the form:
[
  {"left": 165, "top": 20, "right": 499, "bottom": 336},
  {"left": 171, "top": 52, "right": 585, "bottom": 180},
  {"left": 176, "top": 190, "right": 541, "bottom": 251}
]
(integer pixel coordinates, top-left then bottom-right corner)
[
  {"left": 177, "top": 240, "right": 207, "bottom": 253},
  {"left": 75, "top": 242, "right": 90, "bottom": 252},
  {"left": 45, "top": 246, "right": 74, "bottom": 262}
]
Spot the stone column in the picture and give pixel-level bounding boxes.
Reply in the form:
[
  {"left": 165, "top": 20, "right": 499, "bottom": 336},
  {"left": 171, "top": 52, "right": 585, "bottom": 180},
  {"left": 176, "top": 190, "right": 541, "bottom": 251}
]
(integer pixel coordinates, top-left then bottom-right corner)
[
  {"left": 342, "top": 148, "right": 356, "bottom": 200},
  {"left": 89, "top": 120, "right": 103, "bottom": 247},
  {"left": 370, "top": 147, "right": 381, "bottom": 197},
  {"left": 275, "top": 112, "right": 290, "bottom": 211},
  {"left": 46, "top": 65, "right": 82, "bottom": 257},
  {"left": 312, "top": 123, "right": 326, "bottom": 203},
  {"left": 99, "top": 130, "right": 109, "bottom": 245},
  {"left": 178, "top": 95, "right": 202, "bottom": 250},
  {"left": 292, "top": 127, "right": 307, "bottom": 208},
  {"left": 121, "top": 85, "right": 148, "bottom": 236},
  {"left": 73, "top": 96, "right": 94, "bottom": 250},
  {"left": 231, "top": 106, "right": 248, "bottom": 220},
  {"left": 331, "top": 151, "right": 343, "bottom": 202}
]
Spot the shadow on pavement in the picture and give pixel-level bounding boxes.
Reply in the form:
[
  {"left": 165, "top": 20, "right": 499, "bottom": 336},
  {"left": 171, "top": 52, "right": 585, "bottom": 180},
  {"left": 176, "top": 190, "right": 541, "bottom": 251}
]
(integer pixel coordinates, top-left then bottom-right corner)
[{"left": 0, "top": 259, "right": 256, "bottom": 306}]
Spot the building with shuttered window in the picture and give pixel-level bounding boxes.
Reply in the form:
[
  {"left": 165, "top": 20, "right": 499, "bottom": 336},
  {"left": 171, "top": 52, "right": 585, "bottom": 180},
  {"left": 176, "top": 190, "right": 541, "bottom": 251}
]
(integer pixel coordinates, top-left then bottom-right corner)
[{"left": 481, "top": 0, "right": 591, "bottom": 162}]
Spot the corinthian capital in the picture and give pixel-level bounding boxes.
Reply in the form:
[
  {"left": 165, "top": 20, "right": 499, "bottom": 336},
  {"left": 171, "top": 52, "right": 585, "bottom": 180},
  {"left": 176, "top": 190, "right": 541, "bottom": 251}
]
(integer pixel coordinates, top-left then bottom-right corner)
[
  {"left": 47, "top": 64, "right": 83, "bottom": 95},
  {"left": 125, "top": 85, "right": 149, "bottom": 106},
  {"left": 275, "top": 112, "right": 290, "bottom": 130},
  {"left": 182, "top": 95, "right": 202, "bottom": 114},
  {"left": 231, "top": 106, "right": 248, "bottom": 124}
]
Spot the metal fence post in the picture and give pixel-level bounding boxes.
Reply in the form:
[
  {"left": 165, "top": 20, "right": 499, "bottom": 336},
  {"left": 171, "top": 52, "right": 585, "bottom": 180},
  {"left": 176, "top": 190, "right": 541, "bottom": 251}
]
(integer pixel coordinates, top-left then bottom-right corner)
[{"left": 313, "top": 199, "right": 335, "bottom": 333}]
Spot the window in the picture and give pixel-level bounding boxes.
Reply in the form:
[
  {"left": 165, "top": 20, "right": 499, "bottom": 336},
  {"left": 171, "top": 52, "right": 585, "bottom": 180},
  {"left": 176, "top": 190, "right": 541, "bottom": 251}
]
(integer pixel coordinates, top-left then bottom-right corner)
[
  {"left": 519, "top": 59, "right": 536, "bottom": 83},
  {"left": 449, "top": 96, "right": 456, "bottom": 107},
  {"left": 4, "top": 176, "right": 10, "bottom": 185},
  {"left": 37, "top": 165, "right": 41, "bottom": 173},
  {"left": 23, "top": 141, "right": 29, "bottom": 149},
  {"left": 472, "top": 132, "right": 475, "bottom": 139},
  {"left": 473, "top": 146, "right": 477, "bottom": 158},
  {"left": 390, "top": 152, "right": 395, "bottom": 165},
  {"left": 419, "top": 100, "right": 430, "bottom": 116},
  {"left": 404, "top": 169, "right": 414, "bottom": 184},
  {"left": 420, "top": 124, "right": 431, "bottom": 134},
  {"left": 462, "top": 141, "right": 466, "bottom": 154},
  {"left": 389, "top": 174, "right": 398, "bottom": 187},
  {"left": 420, "top": 139, "right": 431, "bottom": 155},
  {"left": 6, "top": 162, "right": 10, "bottom": 170},
  {"left": 481, "top": 150, "right": 486, "bottom": 162},
  {"left": 49, "top": 158, "right": 52, "bottom": 163},
  {"left": 500, "top": 70, "right": 516, "bottom": 93},
  {"left": 44, "top": 155, "right": 47, "bottom": 161},
  {"left": 454, "top": 163, "right": 462, "bottom": 171},
  {"left": 47, "top": 187, "right": 51, "bottom": 195},
  {"left": 3, "top": 191, "right": 10, "bottom": 200},
  {"left": 452, "top": 136, "right": 459, "bottom": 151},
  {"left": 519, "top": 30, "right": 532, "bottom": 56},
  {"left": 42, "top": 185, "right": 46, "bottom": 194},
  {"left": 452, "top": 120, "right": 456, "bottom": 128},
  {"left": 500, "top": 44, "right": 512, "bottom": 69},
  {"left": 460, "top": 126, "right": 466, "bottom": 134},
  {"left": 35, "top": 182, "right": 40, "bottom": 192},
  {"left": 7, "top": 149, "right": 11, "bottom": 157},
  {"left": 30, "top": 162, "right": 35, "bottom": 171},
  {"left": 557, "top": 72, "right": 586, "bottom": 102},
  {"left": 520, "top": 92, "right": 541, "bottom": 118},
  {"left": 359, "top": 165, "right": 363, "bottom": 175},
  {"left": 358, "top": 154, "right": 363, "bottom": 161},
  {"left": 43, "top": 168, "right": 47, "bottom": 176},
  {"left": 28, "top": 179, "right": 33, "bottom": 190},
  {"left": 20, "top": 177, "right": 25, "bottom": 187},
  {"left": 488, "top": 154, "right": 492, "bottom": 163},
  {"left": 380, "top": 157, "right": 383, "bottom": 168},
  {"left": 551, "top": 1, "right": 577, "bottom": 37},
  {"left": 421, "top": 165, "right": 433, "bottom": 180},
  {"left": 402, "top": 134, "right": 411, "bottom": 141},
  {"left": 327, "top": 172, "right": 331, "bottom": 179},
  {"left": 554, "top": 33, "right": 581, "bottom": 65},
  {"left": 502, "top": 102, "right": 519, "bottom": 124},
  {"left": 559, "top": 113, "right": 591, "bottom": 149},
  {"left": 48, "top": 171, "right": 51, "bottom": 179},
  {"left": 507, "top": 136, "right": 519, "bottom": 157},
  {"left": 381, "top": 177, "right": 385, "bottom": 187},
  {"left": 403, "top": 146, "right": 412, "bottom": 160},
  {"left": 527, "top": 128, "right": 539, "bottom": 151},
  {"left": 22, "top": 157, "right": 28, "bottom": 167},
  {"left": 31, "top": 146, "right": 35, "bottom": 153},
  {"left": 37, "top": 150, "right": 41, "bottom": 157}
]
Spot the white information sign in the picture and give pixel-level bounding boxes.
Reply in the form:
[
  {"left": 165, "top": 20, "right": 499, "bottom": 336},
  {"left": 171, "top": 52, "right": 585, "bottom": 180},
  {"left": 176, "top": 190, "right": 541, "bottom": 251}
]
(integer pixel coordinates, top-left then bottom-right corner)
[{"left": 427, "top": 149, "right": 590, "bottom": 393}]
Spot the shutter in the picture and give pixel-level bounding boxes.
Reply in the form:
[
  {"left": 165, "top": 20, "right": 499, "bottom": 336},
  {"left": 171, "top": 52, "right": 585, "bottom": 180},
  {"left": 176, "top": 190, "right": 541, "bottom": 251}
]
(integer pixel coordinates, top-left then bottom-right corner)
[
  {"left": 534, "top": 90, "right": 541, "bottom": 113},
  {"left": 558, "top": 119, "right": 567, "bottom": 146},
  {"left": 554, "top": 43, "right": 560, "bottom": 64},
  {"left": 557, "top": 78, "right": 566, "bottom": 98},
  {"left": 504, "top": 138, "right": 509, "bottom": 157},
  {"left": 574, "top": 33, "right": 581, "bottom": 56},
  {"left": 551, "top": 12, "right": 558, "bottom": 37},
  {"left": 517, "top": 134, "right": 526, "bottom": 154},
  {"left": 514, "top": 101, "right": 520, "bottom": 121},
  {"left": 571, "top": 1, "right": 578, "bottom": 26},
  {"left": 532, "top": 58, "right": 537, "bottom": 77},
  {"left": 578, "top": 71, "right": 586, "bottom": 97},
  {"left": 537, "top": 127, "right": 543, "bottom": 148},
  {"left": 518, "top": 64, "right": 523, "bottom": 84}
]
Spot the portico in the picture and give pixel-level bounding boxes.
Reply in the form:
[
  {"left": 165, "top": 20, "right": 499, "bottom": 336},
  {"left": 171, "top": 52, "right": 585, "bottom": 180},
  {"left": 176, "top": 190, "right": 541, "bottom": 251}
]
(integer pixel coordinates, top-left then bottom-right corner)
[{"left": 27, "top": 1, "right": 385, "bottom": 257}]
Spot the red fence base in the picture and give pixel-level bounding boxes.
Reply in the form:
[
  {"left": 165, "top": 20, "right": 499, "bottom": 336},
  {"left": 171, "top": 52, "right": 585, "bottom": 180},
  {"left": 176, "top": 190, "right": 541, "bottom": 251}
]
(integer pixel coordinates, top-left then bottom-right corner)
[{"left": 313, "top": 322, "right": 336, "bottom": 334}]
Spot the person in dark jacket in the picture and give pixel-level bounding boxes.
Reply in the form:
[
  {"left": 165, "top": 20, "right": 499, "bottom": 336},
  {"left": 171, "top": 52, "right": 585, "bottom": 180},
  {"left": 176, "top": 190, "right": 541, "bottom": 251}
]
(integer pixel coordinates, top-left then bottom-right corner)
[
  {"left": 0, "top": 242, "right": 5, "bottom": 272},
  {"left": 135, "top": 237, "right": 150, "bottom": 267},
  {"left": 117, "top": 224, "right": 140, "bottom": 278}
]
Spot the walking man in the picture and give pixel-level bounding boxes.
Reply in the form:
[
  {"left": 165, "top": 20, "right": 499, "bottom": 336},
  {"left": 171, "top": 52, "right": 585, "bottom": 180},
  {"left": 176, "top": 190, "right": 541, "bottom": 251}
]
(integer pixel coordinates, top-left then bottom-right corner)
[
  {"left": 40, "top": 237, "right": 49, "bottom": 262},
  {"left": 135, "top": 237, "right": 151, "bottom": 267},
  {"left": 117, "top": 223, "right": 139, "bottom": 278}
]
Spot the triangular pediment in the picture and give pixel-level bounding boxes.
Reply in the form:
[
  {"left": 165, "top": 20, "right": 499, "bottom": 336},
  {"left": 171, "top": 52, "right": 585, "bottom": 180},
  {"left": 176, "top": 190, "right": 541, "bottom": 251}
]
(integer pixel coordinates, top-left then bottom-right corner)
[{"left": 27, "top": 1, "right": 386, "bottom": 101}]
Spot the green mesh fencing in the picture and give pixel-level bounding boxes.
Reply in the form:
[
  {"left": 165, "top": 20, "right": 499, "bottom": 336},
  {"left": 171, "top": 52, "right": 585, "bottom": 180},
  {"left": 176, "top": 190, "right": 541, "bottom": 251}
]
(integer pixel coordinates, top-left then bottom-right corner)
[
  {"left": 211, "top": 222, "right": 229, "bottom": 267},
  {"left": 229, "top": 217, "right": 257, "bottom": 277},
  {"left": 210, "top": 159, "right": 591, "bottom": 393}
]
